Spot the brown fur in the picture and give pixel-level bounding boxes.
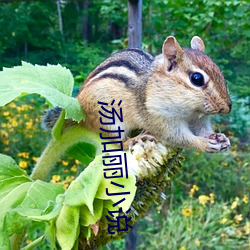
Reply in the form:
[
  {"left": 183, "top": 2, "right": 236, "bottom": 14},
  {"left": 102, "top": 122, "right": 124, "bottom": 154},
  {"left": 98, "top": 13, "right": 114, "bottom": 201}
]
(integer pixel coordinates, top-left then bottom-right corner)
[{"left": 77, "top": 36, "right": 232, "bottom": 152}]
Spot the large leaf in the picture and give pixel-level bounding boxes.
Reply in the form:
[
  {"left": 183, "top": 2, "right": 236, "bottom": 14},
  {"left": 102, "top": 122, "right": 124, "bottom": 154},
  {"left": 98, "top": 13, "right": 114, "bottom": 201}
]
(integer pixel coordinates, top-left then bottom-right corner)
[
  {"left": 56, "top": 205, "right": 80, "bottom": 250},
  {"left": 63, "top": 155, "right": 103, "bottom": 214},
  {"left": 0, "top": 154, "right": 30, "bottom": 181},
  {"left": 0, "top": 62, "right": 85, "bottom": 121},
  {"left": 0, "top": 154, "right": 65, "bottom": 246},
  {"left": 66, "top": 142, "right": 96, "bottom": 166}
]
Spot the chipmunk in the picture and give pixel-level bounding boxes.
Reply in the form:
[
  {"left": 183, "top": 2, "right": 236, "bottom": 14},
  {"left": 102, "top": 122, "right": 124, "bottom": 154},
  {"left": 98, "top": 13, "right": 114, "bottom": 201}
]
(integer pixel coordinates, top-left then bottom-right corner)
[{"left": 43, "top": 36, "right": 232, "bottom": 153}]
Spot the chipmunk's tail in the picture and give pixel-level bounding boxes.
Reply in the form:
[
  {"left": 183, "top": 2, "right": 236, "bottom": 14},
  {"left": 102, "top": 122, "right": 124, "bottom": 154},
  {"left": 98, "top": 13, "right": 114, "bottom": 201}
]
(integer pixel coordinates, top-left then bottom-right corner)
[{"left": 41, "top": 106, "right": 62, "bottom": 130}]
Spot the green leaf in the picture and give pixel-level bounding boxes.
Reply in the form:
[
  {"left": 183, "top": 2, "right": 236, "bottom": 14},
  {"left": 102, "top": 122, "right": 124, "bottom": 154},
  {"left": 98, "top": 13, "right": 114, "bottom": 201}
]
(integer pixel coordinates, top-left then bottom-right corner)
[
  {"left": 45, "top": 221, "right": 56, "bottom": 249},
  {"left": 0, "top": 154, "right": 30, "bottom": 181},
  {"left": 66, "top": 142, "right": 96, "bottom": 165},
  {"left": 96, "top": 173, "right": 136, "bottom": 212},
  {"left": 0, "top": 176, "right": 31, "bottom": 201},
  {"left": 63, "top": 155, "right": 103, "bottom": 214},
  {"left": 79, "top": 199, "right": 103, "bottom": 227},
  {"left": 20, "top": 181, "right": 64, "bottom": 212},
  {"left": 56, "top": 205, "right": 80, "bottom": 250},
  {"left": 0, "top": 62, "right": 85, "bottom": 122}
]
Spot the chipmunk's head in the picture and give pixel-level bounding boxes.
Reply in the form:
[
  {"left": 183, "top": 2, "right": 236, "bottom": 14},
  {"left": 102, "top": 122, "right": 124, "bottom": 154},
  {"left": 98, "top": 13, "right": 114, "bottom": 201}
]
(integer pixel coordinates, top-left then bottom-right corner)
[{"left": 154, "top": 36, "right": 232, "bottom": 116}]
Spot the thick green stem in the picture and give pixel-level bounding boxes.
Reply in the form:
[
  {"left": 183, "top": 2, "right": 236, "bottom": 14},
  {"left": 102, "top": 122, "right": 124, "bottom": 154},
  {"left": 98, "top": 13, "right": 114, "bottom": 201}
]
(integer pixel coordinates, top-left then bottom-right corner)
[{"left": 30, "top": 126, "right": 103, "bottom": 181}]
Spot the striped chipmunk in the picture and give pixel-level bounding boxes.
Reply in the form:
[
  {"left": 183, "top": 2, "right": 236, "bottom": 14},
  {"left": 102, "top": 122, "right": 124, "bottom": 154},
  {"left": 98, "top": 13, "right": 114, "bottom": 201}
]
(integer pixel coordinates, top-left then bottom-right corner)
[{"left": 43, "top": 36, "right": 232, "bottom": 153}]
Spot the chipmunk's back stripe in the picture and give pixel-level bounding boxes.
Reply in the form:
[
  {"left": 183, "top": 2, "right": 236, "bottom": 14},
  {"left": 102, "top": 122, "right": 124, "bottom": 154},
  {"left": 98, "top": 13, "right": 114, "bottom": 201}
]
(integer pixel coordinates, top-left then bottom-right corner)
[
  {"left": 125, "top": 48, "right": 154, "bottom": 62},
  {"left": 91, "top": 60, "right": 140, "bottom": 79},
  {"left": 96, "top": 73, "right": 130, "bottom": 85}
]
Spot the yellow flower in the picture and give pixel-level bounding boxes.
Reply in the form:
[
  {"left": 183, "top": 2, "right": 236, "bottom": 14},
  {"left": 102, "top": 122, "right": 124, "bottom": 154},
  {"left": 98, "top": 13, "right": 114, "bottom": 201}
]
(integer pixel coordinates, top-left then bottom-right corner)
[
  {"left": 70, "top": 165, "right": 77, "bottom": 172},
  {"left": 182, "top": 207, "right": 192, "bottom": 217},
  {"left": 75, "top": 159, "right": 81, "bottom": 165},
  {"left": 18, "top": 152, "right": 30, "bottom": 159},
  {"left": 19, "top": 161, "right": 28, "bottom": 169},
  {"left": 32, "top": 157, "right": 39, "bottom": 163},
  {"left": 26, "top": 121, "right": 33, "bottom": 129},
  {"left": 236, "top": 229, "right": 242, "bottom": 237},
  {"left": 234, "top": 214, "right": 243, "bottom": 224},
  {"left": 194, "top": 238, "right": 201, "bottom": 247},
  {"left": 179, "top": 247, "right": 186, "bottom": 250},
  {"left": 66, "top": 176, "right": 75, "bottom": 182},
  {"left": 189, "top": 184, "right": 199, "bottom": 197},
  {"left": 198, "top": 195, "right": 210, "bottom": 206},
  {"left": 243, "top": 195, "right": 248, "bottom": 204},
  {"left": 9, "top": 102, "right": 16, "bottom": 108},
  {"left": 0, "top": 130, "right": 8, "bottom": 138},
  {"left": 221, "top": 162, "right": 228, "bottom": 167},
  {"left": 3, "top": 111, "right": 9, "bottom": 116},
  {"left": 209, "top": 193, "right": 215, "bottom": 204},
  {"left": 11, "top": 119, "right": 18, "bottom": 127},
  {"left": 51, "top": 175, "right": 61, "bottom": 183},
  {"left": 220, "top": 217, "right": 228, "bottom": 224},
  {"left": 63, "top": 182, "right": 69, "bottom": 189},
  {"left": 62, "top": 160, "right": 69, "bottom": 166},
  {"left": 231, "top": 198, "right": 240, "bottom": 209},
  {"left": 244, "top": 221, "right": 250, "bottom": 234},
  {"left": 232, "top": 150, "right": 237, "bottom": 156},
  {"left": 221, "top": 232, "right": 227, "bottom": 238}
]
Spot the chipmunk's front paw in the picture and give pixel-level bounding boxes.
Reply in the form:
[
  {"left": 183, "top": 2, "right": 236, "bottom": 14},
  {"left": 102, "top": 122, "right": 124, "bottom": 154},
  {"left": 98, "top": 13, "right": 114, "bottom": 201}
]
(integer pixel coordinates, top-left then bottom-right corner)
[
  {"left": 128, "top": 134, "right": 156, "bottom": 152},
  {"left": 206, "top": 133, "right": 230, "bottom": 152}
]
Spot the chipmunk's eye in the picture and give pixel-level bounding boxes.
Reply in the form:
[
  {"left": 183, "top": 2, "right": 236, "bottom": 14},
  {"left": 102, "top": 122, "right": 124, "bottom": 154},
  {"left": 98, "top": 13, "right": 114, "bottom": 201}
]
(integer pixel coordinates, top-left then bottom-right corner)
[{"left": 190, "top": 72, "right": 204, "bottom": 87}]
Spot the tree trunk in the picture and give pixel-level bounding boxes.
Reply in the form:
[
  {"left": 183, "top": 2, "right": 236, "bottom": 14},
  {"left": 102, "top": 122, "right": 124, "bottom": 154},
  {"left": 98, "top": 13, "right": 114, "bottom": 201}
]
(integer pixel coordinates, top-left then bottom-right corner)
[
  {"left": 56, "top": 0, "right": 63, "bottom": 36},
  {"left": 128, "top": 0, "right": 142, "bottom": 48},
  {"left": 82, "top": 0, "right": 90, "bottom": 41},
  {"left": 125, "top": 223, "right": 137, "bottom": 250}
]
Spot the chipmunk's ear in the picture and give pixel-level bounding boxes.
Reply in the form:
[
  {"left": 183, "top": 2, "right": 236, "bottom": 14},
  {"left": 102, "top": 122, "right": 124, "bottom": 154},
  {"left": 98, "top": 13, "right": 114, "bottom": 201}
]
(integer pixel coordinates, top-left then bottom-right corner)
[
  {"left": 162, "top": 36, "right": 184, "bottom": 63},
  {"left": 191, "top": 36, "right": 205, "bottom": 52}
]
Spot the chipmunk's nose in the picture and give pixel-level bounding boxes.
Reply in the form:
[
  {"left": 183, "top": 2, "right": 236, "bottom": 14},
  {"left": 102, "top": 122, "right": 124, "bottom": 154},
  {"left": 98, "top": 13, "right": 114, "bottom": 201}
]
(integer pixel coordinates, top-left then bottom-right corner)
[{"left": 219, "top": 101, "right": 232, "bottom": 114}]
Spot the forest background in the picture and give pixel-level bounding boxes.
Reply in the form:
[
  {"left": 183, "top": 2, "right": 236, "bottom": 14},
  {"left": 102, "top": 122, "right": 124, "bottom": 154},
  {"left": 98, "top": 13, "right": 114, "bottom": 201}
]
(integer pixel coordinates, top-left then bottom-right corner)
[{"left": 0, "top": 0, "right": 249, "bottom": 249}]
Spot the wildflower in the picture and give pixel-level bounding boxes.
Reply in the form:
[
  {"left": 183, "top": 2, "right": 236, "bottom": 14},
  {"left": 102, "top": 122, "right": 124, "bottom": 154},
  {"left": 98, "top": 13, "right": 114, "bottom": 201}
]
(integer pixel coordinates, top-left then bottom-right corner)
[
  {"left": 3, "top": 111, "right": 9, "bottom": 116},
  {"left": 209, "top": 193, "right": 215, "bottom": 204},
  {"left": 236, "top": 229, "right": 243, "bottom": 237},
  {"left": 0, "top": 130, "right": 8, "bottom": 138},
  {"left": 66, "top": 176, "right": 75, "bottom": 182},
  {"left": 244, "top": 221, "right": 250, "bottom": 234},
  {"left": 71, "top": 165, "right": 77, "bottom": 172},
  {"left": 220, "top": 217, "right": 228, "bottom": 224},
  {"left": 19, "top": 161, "right": 28, "bottom": 169},
  {"left": 62, "top": 160, "right": 69, "bottom": 166},
  {"left": 194, "top": 238, "right": 201, "bottom": 247},
  {"left": 231, "top": 197, "right": 240, "bottom": 209},
  {"left": 232, "top": 150, "right": 237, "bottom": 156},
  {"left": 11, "top": 119, "right": 18, "bottom": 127},
  {"left": 75, "top": 159, "right": 81, "bottom": 165},
  {"left": 26, "top": 121, "right": 33, "bottom": 129},
  {"left": 234, "top": 214, "right": 243, "bottom": 224},
  {"left": 189, "top": 184, "right": 199, "bottom": 197},
  {"left": 9, "top": 103, "right": 16, "bottom": 108},
  {"left": 179, "top": 247, "right": 186, "bottom": 250},
  {"left": 51, "top": 175, "right": 61, "bottom": 183},
  {"left": 182, "top": 207, "right": 192, "bottom": 217},
  {"left": 32, "top": 157, "right": 39, "bottom": 162},
  {"left": 221, "top": 162, "right": 228, "bottom": 167},
  {"left": 18, "top": 152, "right": 30, "bottom": 159},
  {"left": 221, "top": 232, "right": 227, "bottom": 238},
  {"left": 243, "top": 195, "right": 248, "bottom": 204},
  {"left": 198, "top": 195, "right": 210, "bottom": 206},
  {"left": 63, "top": 182, "right": 69, "bottom": 189}
]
